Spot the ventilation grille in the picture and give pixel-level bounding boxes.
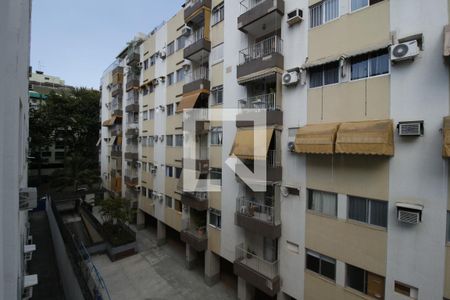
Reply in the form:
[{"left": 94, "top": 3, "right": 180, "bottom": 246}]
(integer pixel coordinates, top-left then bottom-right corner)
[
  {"left": 398, "top": 210, "right": 420, "bottom": 224},
  {"left": 398, "top": 122, "right": 423, "bottom": 136}
]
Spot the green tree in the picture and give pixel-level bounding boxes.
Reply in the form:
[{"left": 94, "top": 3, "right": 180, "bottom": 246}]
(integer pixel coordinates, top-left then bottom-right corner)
[
  {"left": 50, "top": 154, "right": 100, "bottom": 191},
  {"left": 98, "top": 197, "right": 130, "bottom": 224}
]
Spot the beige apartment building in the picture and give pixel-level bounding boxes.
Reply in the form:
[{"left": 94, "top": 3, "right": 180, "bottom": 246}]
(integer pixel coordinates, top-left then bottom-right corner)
[{"left": 100, "top": 0, "right": 450, "bottom": 299}]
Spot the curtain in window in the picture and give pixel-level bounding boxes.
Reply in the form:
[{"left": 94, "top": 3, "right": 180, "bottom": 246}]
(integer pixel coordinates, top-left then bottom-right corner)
[
  {"left": 310, "top": 191, "right": 324, "bottom": 212},
  {"left": 324, "top": 0, "right": 339, "bottom": 22},
  {"left": 369, "top": 50, "right": 389, "bottom": 76},
  {"left": 369, "top": 200, "right": 387, "bottom": 227},
  {"left": 321, "top": 192, "right": 337, "bottom": 216},
  {"left": 309, "top": 67, "right": 323, "bottom": 88},
  {"left": 351, "top": 55, "right": 368, "bottom": 80},
  {"left": 324, "top": 62, "right": 339, "bottom": 85},
  {"left": 351, "top": 0, "right": 368, "bottom": 11},
  {"left": 348, "top": 197, "right": 367, "bottom": 222}
]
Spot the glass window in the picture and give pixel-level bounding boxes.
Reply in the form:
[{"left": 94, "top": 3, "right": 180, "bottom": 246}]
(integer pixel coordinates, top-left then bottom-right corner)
[
  {"left": 306, "top": 250, "right": 336, "bottom": 281},
  {"left": 55, "top": 151, "right": 65, "bottom": 160},
  {"left": 348, "top": 196, "right": 388, "bottom": 228},
  {"left": 211, "top": 43, "right": 224, "bottom": 64},
  {"left": 211, "top": 127, "right": 223, "bottom": 145},
  {"left": 167, "top": 72, "right": 174, "bottom": 85},
  {"left": 347, "top": 264, "right": 366, "bottom": 293},
  {"left": 142, "top": 187, "right": 147, "bottom": 197},
  {"left": 369, "top": 49, "right": 389, "bottom": 77},
  {"left": 142, "top": 162, "right": 148, "bottom": 172},
  {"left": 351, "top": 54, "right": 369, "bottom": 80},
  {"left": 148, "top": 109, "right": 155, "bottom": 120},
  {"left": 211, "top": 85, "right": 223, "bottom": 104},
  {"left": 143, "top": 86, "right": 148, "bottom": 96},
  {"left": 310, "top": 0, "right": 338, "bottom": 28},
  {"left": 176, "top": 36, "right": 186, "bottom": 51},
  {"left": 346, "top": 264, "right": 385, "bottom": 298},
  {"left": 167, "top": 41, "right": 175, "bottom": 56},
  {"left": 166, "top": 135, "right": 173, "bottom": 146},
  {"left": 210, "top": 168, "right": 222, "bottom": 181},
  {"left": 174, "top": 199, "right": 182, "bottom": 212},
  {"left": 165, "top": 166, "right": 173, "bottom": 177},
  {"left": 209, "top": 210, "right": 222, "bottom": 229},
  {"left": 447, "top": 211, "right": 450, "bottom": 242},
  {"left": 142, "top": 110, "right": 148, "bottom": 121},
  {"left": 148, "top": 136, "right": 154, "bottom": 147},
  {"left": 167, "top": 104, "right": 174, "bottom": 116},
  {"left": 148, "top": 189, "right": 153, "bottom": 199},
  {"left": 212, "top": 3, "right": 224, "bottom": 25},
  {"left": 351, "top": 0, "right": 368, "bottom": 11},
  {"left": 308, "top": 189, "right": 337, "bottom": 216},
  {"left": 175, "top": 167, "right": 182, "bottom": 179},
  {"left": 175, "top": 134, "right": 183, "bottom": 147},
  {"left": 144, "top": 59, "right": 148, "bottom": 70},
  {"left": 324, "top": 0, "right": 339, "bottom": 22},
  {"left": 176, "top": 68, "right": 185, "bottom": 83},
  {"left": 150, "top": 55, "right": 156, "bottom": 66},
  {"left": 323, "top": 61, "right": 339, "bottom": 85},
  {"left": 309, "top": 66, "right": 323, "bottom": 88},
  {"left": 310, "top": 2, "right": 323, "bottom": 28},
  {"left": 165, "top": 196, "right": 173, "bottom": 208}
]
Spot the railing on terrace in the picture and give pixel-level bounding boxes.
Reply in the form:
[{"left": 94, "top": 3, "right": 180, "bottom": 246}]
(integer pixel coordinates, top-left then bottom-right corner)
[
  {"left": 236, "top": 197, "right": 280, "bottom": 225},
  {"left": 185, "top": 67, "right": 209, "bottom": 84},
  {"left": 240, "top": 0, "right": 265, "bottom": 13},
  {"left": 239, "top": 36, "right": 283, "bottom": 65},
  {"left": 238, "top": 93, "right": 279, "bottom": 111},
  {"left": 126, "top": 121, "right": 139, "bottom": 129},
  {"left": 235, "top": 243, "right": 279, "bottom": 279},
  {"left": 183, "top": 224, "right": 207, "bottom": 239},
  {"left": 111, "top": 83, "right": 121, "bottom": 93},
  {"left": 267, "top": 150, "right": 281, "bottom": 167},
  {"left": 186, "top": 26, "right": 205, "bottom": 47},
  {"left": 185, "top": 0, "right": 202, "bottom": 8},
  {"left": 126, "top": 73, "right": 139, "bottom": 83}
]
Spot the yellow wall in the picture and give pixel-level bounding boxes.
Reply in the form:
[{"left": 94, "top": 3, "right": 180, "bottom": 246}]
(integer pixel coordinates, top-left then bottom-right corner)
[
  {"left": 211, "top": 62, "right": 224, "bottom": 88},
  {"left": 208, "top": 192, "right": 221, "bottom": 210},
  {"left": 142, "top": 120, "right": 155, "bottom": 134},
  {"left": 167, "top": 82, "right": 184, "bottom": 103},
  {"left": 208, "top": 225, "right": 221, "bottom": 255},
  {"left": 211, "top": 18, "right": 224, "bottom": 47},
  {"left": 165, "top": 207, "right": 182, "bottom": 231},
  {"left": 166, "top": 51, "right": 184, "bottom": 74},
  {"left": 165, "top": 176, "right": 180, "bottom": 199},
  {"left": 166, "top": 147, "right": 182, "bottom": 167},
  {"left": 306, "top": 213, "right": 387, "bottom": 276},
  {"left": 307, "top": 76, "right": 390, "bottom": 123},
  {"left": 139, "top": 195, "right": 155, "bottom": 216},
  {"left": 210, "top": 146, "right": 222, "bottom": 168},
  {"left": 142, "top": 147, "right": 154, "bottom": 163},
  {"left": 167, "top": 10, "right": 184, "bottom": 44},
  {"left": 308, "top": 1, "right": 390, "bottom": 63},
  {"left": 445, "top": 246, "right": 450, "bottom": 298},
  {"left": 306, "top": 155, "right": 389, "bottom": 200},
  {"left": 143, "top": 93, "right": 155, "bottom": 108}
]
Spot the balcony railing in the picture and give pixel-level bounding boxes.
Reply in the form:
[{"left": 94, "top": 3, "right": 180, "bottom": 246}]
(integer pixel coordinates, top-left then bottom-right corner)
[
  {"left": 185, "top": 67, "right": 209, "bottom": 84},
  {"left": 238, "top": 93, "right": 279, "bottom": 111},
  {"left": 111, "top": 83, "right": 122, "bottom": 95},
  {"left": 111, "top": 97, "right": 122, "bottom": 111},
  {"left": 267, "top": 150, "right": 281, "bottom": 167},
  {"left": 240, "top": 0, "right": 265, "bottom": 13},
  {"left": 186, "top": 27, "right": 205, "bottom": 47},
  {"left": 126, "top": 144, "right": 138, "bottom": 153},
  {"left": 239, "top": 36, "right": 283, "bottom": 65},
  {"left": 235, "top": 243, "right": 279, "bottom": 279},
  {"left": 125, "top": 169, "right": 138, "bottom": 179},
  {"left": 111, "top": 145, "right": 122, "bottom": 152},
  {"left": 126, "top": 121, "right": 139, "bottom": 129},
  {"left": 126, "top": 92, "right": 139, "bottom": 105},
  {"left": 236, "top": 197, "right": 279, "bottom": 225},
  {"left": 185, "top": 191, "right": 208, "bottom": 201}
]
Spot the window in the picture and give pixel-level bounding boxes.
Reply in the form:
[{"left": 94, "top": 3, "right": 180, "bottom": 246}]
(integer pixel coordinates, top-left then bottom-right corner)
[
  {"left": 147, "top": 189, "right": 153, "bottom": 199},
  {"left": 143, "top": 86, "right": 148, "bottom": 95},
  {"left": 142, "top": 162, "right": 148, "bottom": 172},
  {"left": 142, "top": 110, "right": 148, "bottom": 121},
  {"left": 175, "top": 134, "right": 183, "bottom": 147},
  {"left": 176, "top": 35, "right": 186, "bottom": 51},
  {"left": 55, "top": 151, "right": 65, "bottom": 160},
  {"left": 150, "top": 55, "right": 156, "bottom": 66},
  {"left": 165, "top": 166, "right": 173, "bottom": 177},
  {"left": 351, "top": 0, "right": 384, "bottom": 12},
  {"left": 210, "top": 168, "right": 222, "bottom": 181},
  {"left": 174, "top": 199, "right": 182, "bottom": 212},
  {"left": 141, "top": 136, "right": 147, "bottom": 147},
  {"left": 41, "top": 151, "right": 51, "bottom": 157},
  {"left": 346, "top": 264, "right": 385, "bottom": 299},
  {"left": 309, "top": 61, "right": 339, "bottom": 88},
  {"left": 306, "top": 250, "right": 336, "bottom": 281},
  {"left": 144, "top": 59, "right": 148, "bottom": 70},
  {"left": 148, "top": 136, "right": 154, "bottom": 147},
  {"left": 175, "top": 167, "right": 182, "bottom": 179},
  {"left": 211, "top": 43, "right": 224, "bottom": 64},
  {"left": 394, "top": 281, "right": 418, "bottom": 299},
  {"left": 447, "top": 211, "right": 450, "bottom": 243},
  {"left": 307, "top": 189, "right": 337, "bottom": 216},
  {"left": 351, "top": 49, "right": 389, "bottom": 80},
  {"left": 148, "top": 84, "right": 154, "bottom": 93},
  {"left": 167, "top": 103, "right": 174, "bottom": 116},
  {"left": 148, "top": 109, "right": 155, "bottom": 120},
  {"left": 212, "top": 3, "right": 224, "bottom": 25},
  {"left": 166, "top": 135, "right": 173, "bottom": 146},
  {"left": 167, "top": 72, "right": 174, "bottom": 86},
  {"left": 310, "top": 0, "right": 339, "bottom": 28},
  {"left": 348, "top": 196, "right": 388, "bottom": 228},
  {"left": 209, "top": 209, "right": 221, "bottom": 229},
  {"left": 142, "top": 187, "right": 147, "bottom": 197},
  {"left": 211, "top": 85, "right": 223, "bottom": 105},
  {"left": 165, "top": 196, "right": 173, "bottom": 208},
  {"left": 167, "top": 41, "right": 175, "bottom": 56},
  {"left": 211, "top": 127, "right": 223, "bottom": 145},
  {"left": 176, "top": 68, "right": 185, "bottom": 83}
]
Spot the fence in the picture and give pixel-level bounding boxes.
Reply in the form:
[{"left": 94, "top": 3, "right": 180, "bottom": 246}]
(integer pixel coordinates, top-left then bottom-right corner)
[
  {"left": 235, "top": 243, "right": 279, "bottom": 279},
  {"left": 239, "top": 36, "right": 283, "bottom": 65},
  {"left": 238, "top": 93, "right": 279, "bottom": 111}
]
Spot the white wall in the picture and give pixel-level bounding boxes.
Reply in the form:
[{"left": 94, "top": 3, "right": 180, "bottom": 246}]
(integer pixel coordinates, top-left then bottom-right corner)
[
  {"left": 0, "top": 0, "right": 31, "bottom": 299},
  {"left": 387, "top": 0, "right": 449, "bottom": 299}
]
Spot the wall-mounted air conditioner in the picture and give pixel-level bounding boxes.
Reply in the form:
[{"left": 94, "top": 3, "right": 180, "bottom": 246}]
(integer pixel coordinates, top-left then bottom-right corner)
[
  {"left": 397, "top": 121, "right": 424, "bottom": 136},
  {"left": 19, "top": 188, "right": 37, "bottom": 211},
  {"left": 396, "top": 202, "right": 423, "bottom": 224},
  {"left": 282, "top": 68, "right": 300, "bottom": 86},
  {"left": 181, "top": 26, "right": 192, "bottom": 37},
  {"left": 152, "top": 79, "right": 159, "bottom": 86},
  {"left": 287, "top": 9, "right": 303, "bottom": 26},
  {"left": 160, "top": 135, "right": 164, "bottom": 142},
  {"left": 159, "top": 50, "right": 166, "bottom": 59},
  {"left": 24, "top": 244, "right": 36, "bottom": 262},
  {"left": 390, "top": 40, "right": 419, "bottom": 62},
  {"left": 287, "top": 141, "right": 295, "bottom": 152}
]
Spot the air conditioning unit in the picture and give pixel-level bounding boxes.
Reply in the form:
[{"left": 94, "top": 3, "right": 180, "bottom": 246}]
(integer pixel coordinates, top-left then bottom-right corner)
[
  {"left": 396, "top": 203, "right": 423, "bottom": 224},
  {"left": 397, "top": 121, "right": 424, "bottom": 136},
  {"left": 23, "top": 274, "right": 38, "bottom": 300},
  {"left": 287, "top": 9, "right": 303, "bottom": 26},
  {"left": 159, "top": 76, "right": 166, "bottom": 83},
  {"left": 19, "top": 188, "right": 37, "bottom": 211},
  {"left": 154, "top": 134, "right": 159, "bottom": 141},
  {"left": 138, "top": 62, "right": 143, "bottom": 68},
  {"left": 287, "top": 141, "right": 295, "bottom": 152},
  {"left": 152, "top": 78, "right": 159, "bottom": 86},
  {"left": 159, "top": 51, "right": 167, "bottom": 59},
  {"left": 24, "top": 244, "right": 36, "bottom": 262},
  {"left": 160, "top": 135, "right": 164, "bottom": 142},
  {"left": 282, "top": 70, "right": 300, "bottom": 86},
  {"left": 390, "top": 40, "right": 419, "bottom": 62},
  {"left": 181, "top": 26, "right": 192, "bottom": 37}
]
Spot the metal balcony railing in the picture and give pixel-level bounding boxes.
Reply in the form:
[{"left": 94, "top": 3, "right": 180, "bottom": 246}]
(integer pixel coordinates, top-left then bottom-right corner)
[
  {"left": 126, "top": 92, "right": 139, "bottom": 105},
  {"left": 185, "top": 0, "right": 202, "bottom": 8},
  {"left": 240, "top": 0, "right": 265, "bottom": 13},
  {"left": 125, "top": 168, "right": 138, "bottom": 179},
  {"left": 186, "top": 26, "right": 205, "bottom": 47},
  {"left": 236, "top": 197, "right": 279, "bottom": 225},
  {"left": 111, "top": 97, "right": 122, "bottom": 111},
  {"left": 185, "top": 67, "right": 209, "bottom": 84},
  {"left": 126, "top": 144, "right": 138, "bottom": 153},
  {"left": 239, "top": 36, "right": 283, "bottom": 65},
  {"left": 185, "top": 191, "right": 208, "bottom": 201},
  {"left": 111, "top": 83, "right": 121, "bottom": 94},
  {"left": 267, "top": 150, "right": 281, "bottom": 167},
  {"left": 238, "top": 93, "right": 279, "bottom": 111},
  {"left": 111, "top": 145, "right": 122, "bottom": 152},
  {"left": 235, "top": 243, "right": 279, "bottom": 279}
]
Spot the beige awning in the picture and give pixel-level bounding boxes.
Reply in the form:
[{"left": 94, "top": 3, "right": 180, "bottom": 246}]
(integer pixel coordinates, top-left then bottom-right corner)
[
  {"left": 295, "top": 123, "right": 340, "bottom": 154},
  {"left": 444, "top": 25, "right": 450, "bottom": 57},
  {"left": 102, "top": 116, "right": 116, "bottom": 127},
  {"left": 335, "top": 120, "right": 394, "bottom": 156},
  {"left": 443, "top": 116, "right": 450, "bottom": 157},
  {"left": 237, "top": 67, "right": 283, "bottom": 85},
  {"left": 176, "top": 90, "right": 208, "bottom": 113},
  {"left": 116, "top": 136, "right": 122, "bottom": 145},
  {"left": 230, "top": 127, "right": 274, "bottom": 160}
]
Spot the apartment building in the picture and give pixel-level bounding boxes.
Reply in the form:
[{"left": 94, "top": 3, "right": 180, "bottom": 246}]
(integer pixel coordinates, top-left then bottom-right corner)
[
  {"left": 100, "top": 0, "right": 450, "bottom": 299},
  {"left": 0, "top": 0, "right": 38, "bottom": 299}
]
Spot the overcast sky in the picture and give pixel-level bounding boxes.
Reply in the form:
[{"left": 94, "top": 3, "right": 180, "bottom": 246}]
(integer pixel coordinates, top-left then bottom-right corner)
[{"left": 31, "top": 0, "right": 184, "bottom": 89}]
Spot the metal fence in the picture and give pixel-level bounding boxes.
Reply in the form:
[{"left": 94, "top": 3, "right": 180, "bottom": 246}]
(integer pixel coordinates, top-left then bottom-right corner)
[
  {"left": 236, "top": 197, "right": 279, "bottom": 225},
  {"left": 239, "top": 35, "right": 283, "bottom": 65},
  {"left": 235, "top": 243, "right": 279, "bottom": 279},
  {"left": 240, "top": 0, "right": 266, "bottom": 13},
  {"left": 185, "top": 67, "right": 209, "bottom": 84},
  {"left": 238, "top": 93, "right": 279, "bottom": 111}
]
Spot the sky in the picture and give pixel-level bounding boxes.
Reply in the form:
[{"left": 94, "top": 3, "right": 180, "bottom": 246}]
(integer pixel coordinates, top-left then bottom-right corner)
[{"left": 31, "top": 0, "right": 185, "bottom": 89}]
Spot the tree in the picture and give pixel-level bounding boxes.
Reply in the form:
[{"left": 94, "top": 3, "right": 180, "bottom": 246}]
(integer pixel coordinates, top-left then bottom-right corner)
[{"left": 98, "top": 197, "right": 130, "bottom": 224}]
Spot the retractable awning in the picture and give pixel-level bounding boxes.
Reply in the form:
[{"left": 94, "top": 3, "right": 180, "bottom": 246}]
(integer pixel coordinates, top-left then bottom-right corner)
[
  {"left": 335, "top": 120, "right": 394, "bottom": 156},
  {"left": 176, "top": 89, "right": 209, "bottom": 113},
  {"left": 102, "top": 116, "right": 117, "bottom": 127},
  {"left": 295, "top": 123, "right": 340, "bottom": 154},
  {"left": 230, "top": 127, "right": 274, "bottom": 160}
]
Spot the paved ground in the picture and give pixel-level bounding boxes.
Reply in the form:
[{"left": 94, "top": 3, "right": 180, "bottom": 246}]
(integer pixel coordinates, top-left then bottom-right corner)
[
  {"left": 28, "top": 211, "right": 65, "bottom": 300},
  {"left": 92, "top": 227, "right": 237, "bottom": 300}
]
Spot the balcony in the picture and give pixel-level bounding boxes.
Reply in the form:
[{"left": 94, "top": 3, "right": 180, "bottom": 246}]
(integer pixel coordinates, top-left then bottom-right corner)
[
  {"left": 126, "top": 52, "right": 140, "bottom": 66},
  {"left": 111, "top": 125, "right": 122, "bottom": 136},
  {"left": 183, "top": 67, "right": 210, "bottom": 94},
  {"left": 237, "top": 36, "right": 284, "bottom": 83},
  {"left": 181, "top": 191, "right": 208, "bottom": 211},
  {"left": 234, "top": 243, "right": 280, "bottom": 297},
  {"left": 184, "top": 27, "right": 211, "bottom": 62},
  {"left": 125, "top": 91, "right": 139, "bottom": 112},
  {"left": 125, "top": 123, "right": 139, "bottom": 137},
  {"left": 111, "top": 145, "right": 122, "bottom": 157},
  {"left": 184, "top": 0, "right": 211, "bottom": 23},
  {"left": 124, "top": 169, "right": 138, "bottom": 186},
  {"left": 235, "top": 197, "right": 281, "bottom": 239},
  {"left": 124, "top": 144, "right": 138, "bottom": 160},
  {"left": 235, "top": 150, "right": 282, "bottom": 183},
  {"left": 111, "top": 96, "right": 123, "bottom": 116},
  {"left": 126, "top": 73, "right": 139, "bottom": 91},
  {"left": 111, "top": 83, "right": 122, "bottom": 97},
  {"left": 237, "top": 93, "right": 283, "bottom": 127},
  {"left": 180, "top": 226, "right": 208, "bottom": 251},
  {"left": 238, "top": 0, "right": 284, "bottom": 35}
]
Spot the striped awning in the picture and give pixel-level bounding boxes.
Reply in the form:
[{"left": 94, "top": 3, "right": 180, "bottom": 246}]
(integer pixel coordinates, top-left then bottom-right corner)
[
  {"left": 230, "top": 127, "right": 274, "bottom": 160},
  {"left": 295, "top": 123, "right": 340, "bottom": 154}
]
